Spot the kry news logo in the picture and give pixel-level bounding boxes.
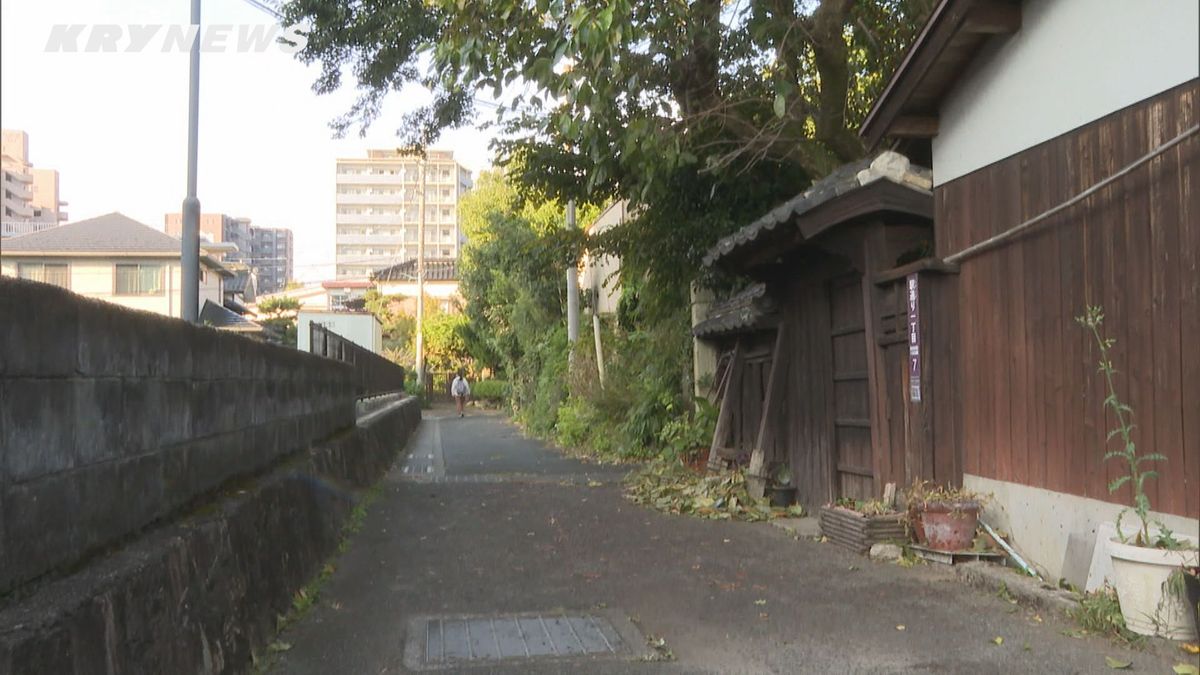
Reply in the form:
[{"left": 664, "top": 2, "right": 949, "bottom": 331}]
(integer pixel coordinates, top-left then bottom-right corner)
[{"left": 45, "top": 24, "right": 308, "bottom": 54}]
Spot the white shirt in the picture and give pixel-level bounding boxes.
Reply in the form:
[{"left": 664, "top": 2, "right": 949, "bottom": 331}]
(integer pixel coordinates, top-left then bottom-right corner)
[{"left": 451, "top": 376, "right": 470, "bottom": 397}]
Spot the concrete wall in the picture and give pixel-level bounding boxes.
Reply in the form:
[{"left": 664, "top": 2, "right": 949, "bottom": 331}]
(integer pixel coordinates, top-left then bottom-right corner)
[
  {"left": 581, "top": 200, "right": 627, "bottom": 316},
  {"left": 0, "top": 278, "right": 359, "bottom": 594},
  {"left": 932, "top": 0, "right": 1199, "bottom": 185},
  {"left": 0, "top": 396, "right": 422, "bottom": 675},
  {"left": 965, "top": 474, "right": 1200, "bottom": 587}
]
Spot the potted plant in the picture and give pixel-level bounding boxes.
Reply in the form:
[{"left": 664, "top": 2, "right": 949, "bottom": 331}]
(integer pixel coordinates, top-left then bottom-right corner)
[
  {"left": 905, "top": 482, "right": 982, "bottom": 552},
  {"left": 819, "top": 497, "right": 907, "bottom": 554},
  {"left": 765, "top": 463, "right": 797, "bottom": 508},
  {"left": 1079, "top": 306, "right": 1199, "bottom": 639}
]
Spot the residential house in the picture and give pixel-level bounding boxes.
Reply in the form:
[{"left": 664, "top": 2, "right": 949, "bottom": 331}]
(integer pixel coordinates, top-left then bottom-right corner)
[
  {"left": 699, "top": 0, "right": 1198, "bottom": 585},
  {"left": 371, "top": 259, "right": 459, "bottom": 314},
  {"left": 0, "top": 212, "right": 231, "bottom": 319},
  {"left": 856, "top": 0, "right": 1198, "bottom": 583}
]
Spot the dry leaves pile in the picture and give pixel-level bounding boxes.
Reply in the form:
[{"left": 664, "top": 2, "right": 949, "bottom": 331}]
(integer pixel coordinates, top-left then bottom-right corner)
[{"left": 624, "top": 460, "right": 805, "bottom": 522}]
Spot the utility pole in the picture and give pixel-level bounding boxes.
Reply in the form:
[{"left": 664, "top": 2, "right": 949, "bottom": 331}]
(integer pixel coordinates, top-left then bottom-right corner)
[
  {"left": 415, "top": 158, "right": 426, "bottom": 386},
  {"left": 180, "top": 0, "right": 202, "bottom": 322},
  {"left": 565, "top": 200, "right": 580, "bottom": 364}
]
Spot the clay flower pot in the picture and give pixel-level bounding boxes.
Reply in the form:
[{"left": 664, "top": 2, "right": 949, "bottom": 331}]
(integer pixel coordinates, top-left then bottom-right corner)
[
  {"left": 918, "top": 501, "right": 980, "bottom": 551},
  {"left": 1107, "top": 539, "right": 1199, "bottom": 639}
]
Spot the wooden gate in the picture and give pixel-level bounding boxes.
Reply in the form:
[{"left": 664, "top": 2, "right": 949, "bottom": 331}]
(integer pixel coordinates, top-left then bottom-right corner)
[{"left": 829, "top": 274, "right": 874, "bottom": 500}]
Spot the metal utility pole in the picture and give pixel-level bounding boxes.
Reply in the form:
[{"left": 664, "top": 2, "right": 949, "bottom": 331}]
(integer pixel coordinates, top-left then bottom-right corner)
[
  {"left": 181, "top": 0, "right": 202, "bottom": 322},
  {"left": 565, "top": 199, "right": 580, "bottom": 348},
  {"left": 415, "top": 158, "right": 427, "bottom": 385}
]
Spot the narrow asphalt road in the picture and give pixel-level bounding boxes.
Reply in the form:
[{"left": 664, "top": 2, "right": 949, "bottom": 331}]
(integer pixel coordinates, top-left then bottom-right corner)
[{"left": 270, "top": 408, "right": 1183, "bottom": 674}]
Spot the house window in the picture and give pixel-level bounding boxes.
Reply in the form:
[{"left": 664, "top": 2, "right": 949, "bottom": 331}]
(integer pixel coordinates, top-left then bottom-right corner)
[
  {"left": 114, "top": 263, "right": 164, "bottom": 295},
  {"left": 17, "top": 262, "right": 70, "bottom": 289}
]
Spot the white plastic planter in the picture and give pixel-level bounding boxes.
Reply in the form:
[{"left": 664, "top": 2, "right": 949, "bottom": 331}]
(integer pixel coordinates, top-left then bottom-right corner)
[{"left": 1107, "top": 538, "right": 1199, "bottom": 639}]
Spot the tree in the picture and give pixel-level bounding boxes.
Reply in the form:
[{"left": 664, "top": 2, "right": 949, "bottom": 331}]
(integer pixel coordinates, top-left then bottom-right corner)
[
  {"left": 258, "top": 296, "right": 301, "bottom": 318},
  {"left": 257, "top": 296, "right": 302, "bottom": 347},
  {"left": 423, "top": 312, "right": 472, "bottom": 372},
  {"left": 281, "top": 0, "right": 933, "bottom": 318}
]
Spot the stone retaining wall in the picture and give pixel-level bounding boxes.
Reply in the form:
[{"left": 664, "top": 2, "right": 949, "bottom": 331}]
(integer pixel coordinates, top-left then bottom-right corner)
[
  {"left": 0, "top": 396, "right": 422, "bottom": 674},
  {"left": 0, "top": 278, "right": 357, "bottom": 594}
]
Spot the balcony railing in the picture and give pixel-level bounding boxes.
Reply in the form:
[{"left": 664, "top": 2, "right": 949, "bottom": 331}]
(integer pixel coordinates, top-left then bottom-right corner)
[{"left": 1, "top": 220, "right": 59, "bottom": 238}]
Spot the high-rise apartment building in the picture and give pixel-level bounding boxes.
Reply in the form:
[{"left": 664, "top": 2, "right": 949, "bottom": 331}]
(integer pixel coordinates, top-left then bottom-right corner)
[
  {"left": 165, "top": 212, "right": 293, "bottom": 293},
  {"left": 164, "top": 213, "right": 252, "bottom": 261},
  {"left": 251, "top": 226, "right": 293, "bottom": 294},
  {"left": 334, "top": 149, "right": 473, "bottom": 278},
  {"left": 2, "top": 129, "right": 68, "bottom": 238}
]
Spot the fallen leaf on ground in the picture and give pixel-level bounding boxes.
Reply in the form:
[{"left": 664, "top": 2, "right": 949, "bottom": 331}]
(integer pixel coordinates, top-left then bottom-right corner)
[
  {"left": 758, "top": 612, "right": 769, "bottom": 619},
  {"left": 587, "top": 480, "right": 603, "bottom": 487},
  {"left": 991, "top": 636, "right": 1003, "bottom": 646},
  {"left": 754, "top": 599, "right": 767, "bottom": 605},
  {"left": 1104, "top": 656, "right": 1132, "bottom": 669},
  {"left": 268, "top": 641, "right": 292, "bottom": 653},
  {"left": 1172, "top": 665, "right": 1199, "bottom": 675},
  {"left": 896, "top": 625, "right": 906, "bottom": 631},
  {"left": 1182, "top": 643, "right": 1200, "bottom": 655}
]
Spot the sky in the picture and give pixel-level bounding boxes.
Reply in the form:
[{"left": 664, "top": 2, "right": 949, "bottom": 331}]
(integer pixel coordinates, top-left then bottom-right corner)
[{"left": 0, "top": 0, "right": 499, "bottom": 281}]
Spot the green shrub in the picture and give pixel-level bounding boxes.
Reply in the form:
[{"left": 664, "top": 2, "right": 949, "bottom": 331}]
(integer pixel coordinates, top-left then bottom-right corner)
[{"left": 471, "top": 379, "right": 510, "bottom": 402}]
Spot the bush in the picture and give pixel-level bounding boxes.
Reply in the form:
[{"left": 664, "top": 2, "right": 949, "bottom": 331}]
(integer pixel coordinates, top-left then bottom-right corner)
[{"left": 471, "top": 379, "right": 510, "bottom": 402}]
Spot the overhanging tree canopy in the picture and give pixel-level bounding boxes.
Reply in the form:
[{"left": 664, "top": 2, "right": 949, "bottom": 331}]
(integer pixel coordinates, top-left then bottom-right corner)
[{"left": 283, "top": 0, "right": 932, "bottom": 292}]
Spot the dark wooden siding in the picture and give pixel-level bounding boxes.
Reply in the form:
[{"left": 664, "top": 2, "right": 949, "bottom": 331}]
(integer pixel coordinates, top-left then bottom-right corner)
[{"left": 934, "top": 80, "right": 1199, "bottom": 519}]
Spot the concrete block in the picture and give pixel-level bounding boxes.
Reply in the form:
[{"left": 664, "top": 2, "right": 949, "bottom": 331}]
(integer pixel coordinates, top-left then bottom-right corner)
[
  {"left": 955, "top": 561, "right": 1079, "bottom": 617},
  {"left": 189, "top": 381, "right": 219, "bottom": 439},
  {"left": 869, "top": 543, "right": 904, "bottom": 561},
  {"left": 76, "top": 301, "right": 142, "bottom": 377},
  {"left": 1, "top": 473, "right": 82, "bottom": 591},
  {"left": 73, "top": 378, "right": 126, "bottom": 466},
  {"left": 163, "top": 329, "right": 194, "bottom": 380},
  {"left": 160, "top": 380, "right": 194, "bottom": 446},
  {"left": 0, "top": 624, "right": 73, "bottom": 675},
  {"left": 1, "top": 378, "right": 76, "bottom": 483},
  {"left": 0, "top": 280, "right": 80, "bottom": 377}
]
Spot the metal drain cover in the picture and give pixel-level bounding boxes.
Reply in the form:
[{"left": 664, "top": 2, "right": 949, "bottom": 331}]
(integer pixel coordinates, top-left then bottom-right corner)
[{"left": 404, "top": 610, "right": 650, "bottom": 669}]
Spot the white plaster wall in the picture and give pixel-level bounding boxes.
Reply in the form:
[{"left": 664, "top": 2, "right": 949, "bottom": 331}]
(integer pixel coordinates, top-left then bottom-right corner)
[
  {"left": 297, "top": 311, "right": 383, "bottom": 354},
  {"left": 932, "top": 0, "right": 1199, "bottom": 185},
  {"left": 582, "top": 200, "right": 627, "bottom": 315},
  {"left": 376, "top": 280, "right": 459, "bottom": 300},
  {"left": 964, "top": 474, "right": 1200, "bottom": 586}
]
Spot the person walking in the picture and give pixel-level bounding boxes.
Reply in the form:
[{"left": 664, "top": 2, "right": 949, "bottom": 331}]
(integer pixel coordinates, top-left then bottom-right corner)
[{"left": 451, "top": 371, "right": 471, "bottom": 417}]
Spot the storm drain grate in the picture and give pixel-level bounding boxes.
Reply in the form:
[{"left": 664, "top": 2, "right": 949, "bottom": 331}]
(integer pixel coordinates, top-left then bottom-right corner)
[{"left": 413, "top": 613, "right": 626, "bottom": 666}]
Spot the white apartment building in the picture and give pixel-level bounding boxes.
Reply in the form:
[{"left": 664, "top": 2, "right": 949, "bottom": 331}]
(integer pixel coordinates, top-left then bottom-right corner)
[
  {"left": 334, "top": 149, "right": 473, "bottom": 278},
  {"left": 2, "top": 129, "right": 68, "bottom": 237}
]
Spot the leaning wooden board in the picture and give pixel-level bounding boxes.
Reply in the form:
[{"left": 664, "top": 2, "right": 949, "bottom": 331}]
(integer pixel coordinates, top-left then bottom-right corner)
[{"left": 818, "top": 505, "right": 907, "bottom": 554}]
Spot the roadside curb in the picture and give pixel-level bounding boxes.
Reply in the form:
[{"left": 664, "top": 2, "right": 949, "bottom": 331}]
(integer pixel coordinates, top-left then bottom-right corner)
[{"left": 954, "top": 561, "right": 1079, "bottom": 617}]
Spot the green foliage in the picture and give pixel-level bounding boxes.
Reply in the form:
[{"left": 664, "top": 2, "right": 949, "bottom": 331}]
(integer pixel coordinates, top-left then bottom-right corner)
[
  {"left": 423, "top": 312, "right": 472, "bottom": 372},
  {"left": 281, "top": 0, "right": 936, "bottom": 342},
  {"left": 657, "top": 398, "right": 718, "bottom": 463},
  {"left": 470, "top": 379, "right": 510, "bottom": 402},
  {"left": 1069, "top": 586, "right": 1143, "bottom": 646},
  {"left": 258, "top": 296, "right": 301, "bottom": 318},
  {"left": 257, "top": 296, "right": 301, "bottom": 348},
  {"left": 1077, "top": 306, "right": 1181, "bottom": 549}
]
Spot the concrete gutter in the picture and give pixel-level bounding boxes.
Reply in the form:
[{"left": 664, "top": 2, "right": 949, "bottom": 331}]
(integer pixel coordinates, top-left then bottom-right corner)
[{"left": 954, "top": 562, "right": 1080, "bottom": 618}]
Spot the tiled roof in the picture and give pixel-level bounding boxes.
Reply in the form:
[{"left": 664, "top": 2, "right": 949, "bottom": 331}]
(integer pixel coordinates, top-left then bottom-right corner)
[
  {"left": 693, "top": 283, "right": 779, "bottom": 338},
  {"left": 702, "top": 152, "right": 932, "bottom": 268},
  {"left": 200, "top": 300, "right": 262, "bottom": 332},
  {"left": 372, "top": 258, "right": 458, "bottom": 282},
  {"left": 1, "top": 212, "right": 183, "bottom": 254}
]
